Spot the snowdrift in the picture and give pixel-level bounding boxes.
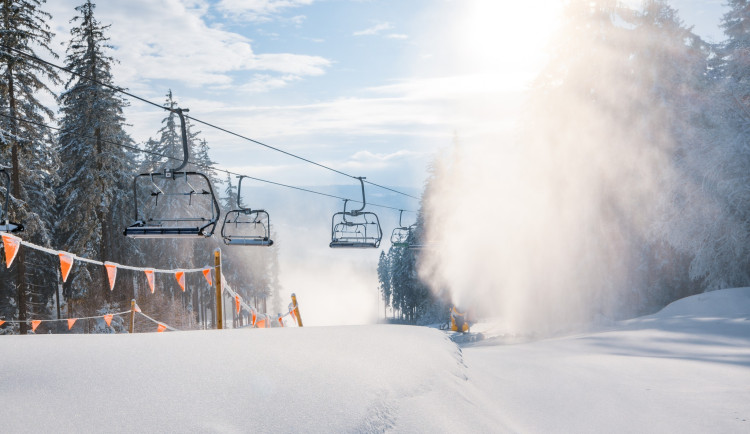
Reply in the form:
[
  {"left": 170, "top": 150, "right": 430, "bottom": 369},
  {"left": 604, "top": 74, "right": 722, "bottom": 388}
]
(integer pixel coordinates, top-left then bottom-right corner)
[{"left": 2, "top": 288, "right": 749, "bottom": 433}]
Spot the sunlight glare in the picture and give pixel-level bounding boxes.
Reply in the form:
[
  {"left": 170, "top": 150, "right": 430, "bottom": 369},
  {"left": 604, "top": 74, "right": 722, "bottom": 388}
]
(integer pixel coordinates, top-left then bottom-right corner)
[{"left": 457, "top": 0, "right": 562, "bottom": 89}]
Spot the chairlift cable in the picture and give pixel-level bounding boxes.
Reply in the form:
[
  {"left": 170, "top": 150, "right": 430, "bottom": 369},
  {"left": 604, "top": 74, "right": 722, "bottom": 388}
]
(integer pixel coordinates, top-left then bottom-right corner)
[
  {"left": 0, "top": 44, "right": 421, "bottom": 201},
  {"left": 0, "top": 112, "right": 415, "bottom": 213}
]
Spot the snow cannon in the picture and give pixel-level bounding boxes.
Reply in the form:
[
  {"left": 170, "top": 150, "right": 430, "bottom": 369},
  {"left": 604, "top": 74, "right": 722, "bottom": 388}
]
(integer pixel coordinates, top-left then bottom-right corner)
[{"left": 450, "top": 306, "right": 469, "bottom": 333}]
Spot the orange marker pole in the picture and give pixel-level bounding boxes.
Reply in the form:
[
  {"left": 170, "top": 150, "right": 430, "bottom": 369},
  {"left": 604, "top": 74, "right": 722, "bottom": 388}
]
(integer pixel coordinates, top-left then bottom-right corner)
[
  {"left": 291, "top": 293, "right": 303, "bottom": 327},
  {"left": 214, "top": 249, "right": 223, "bottom": 330},
  {"left": 130, "top": 299, "right": 136, "bottom": 334}
]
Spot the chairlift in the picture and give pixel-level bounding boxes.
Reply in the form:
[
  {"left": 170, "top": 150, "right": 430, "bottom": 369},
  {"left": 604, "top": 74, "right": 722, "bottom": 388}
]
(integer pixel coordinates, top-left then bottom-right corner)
[
  {"left": 0, "top": 166, "right": 23, "bottom": 233},
  {"left": 390, "top": 210, "right": 415, "bottom": 247},
  {"left": 330, "top": 177, "right": 382, "bottom": 248},
  {"left": 124, "top": 108, "right": 220, "bottom": 238},
  {"left": 220, "top": 175, "right": 273, "bottom": 246}
]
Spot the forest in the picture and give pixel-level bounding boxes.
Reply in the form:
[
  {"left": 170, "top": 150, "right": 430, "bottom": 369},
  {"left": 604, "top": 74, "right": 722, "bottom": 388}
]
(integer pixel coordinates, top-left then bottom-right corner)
[{"left": 0, "top": 0, "right": 281, "bottom": 334}]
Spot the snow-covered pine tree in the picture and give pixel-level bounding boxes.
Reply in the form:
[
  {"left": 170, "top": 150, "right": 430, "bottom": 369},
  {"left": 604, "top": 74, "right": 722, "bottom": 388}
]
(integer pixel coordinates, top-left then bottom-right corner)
[
  {"left": 377, "top": 250, "right": 391, "bottom": 319},
  {"left": 0, "top": 0, "right": 61, "bottom": 333},
  {"left": 55, "top": 0, "right": 137, "bottom": 310},
  {"left": 665, "top": 0, "right": 750, "bottom": 290}
]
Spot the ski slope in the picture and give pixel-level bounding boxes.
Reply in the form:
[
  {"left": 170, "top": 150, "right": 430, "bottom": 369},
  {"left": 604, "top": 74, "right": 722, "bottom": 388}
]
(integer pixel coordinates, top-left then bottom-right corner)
[{"left": 2, "top": 288, "right": 749, "bottom": 433}]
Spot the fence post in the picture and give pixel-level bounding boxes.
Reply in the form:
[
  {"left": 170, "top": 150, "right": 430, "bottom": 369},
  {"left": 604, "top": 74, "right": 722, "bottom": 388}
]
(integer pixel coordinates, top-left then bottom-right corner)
[
  {"left": 130, "top": 299, "right": 136, "bottom": 334},
  {"left": 214, "top": 248, "right": 223, "bottom": 330},
  {"left": 291, "top": 293, "right": 303, "bottom": 327}
]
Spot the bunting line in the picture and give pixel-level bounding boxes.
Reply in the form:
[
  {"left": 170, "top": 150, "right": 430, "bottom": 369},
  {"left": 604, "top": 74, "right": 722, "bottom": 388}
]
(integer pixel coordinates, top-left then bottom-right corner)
[
  {"left": 0, "top": 310, "right": 131, "bottom": 325},
  {"left": 135, "top": 311, "right": 178, "bottom": 332},
  {"left": 220, "top": 272, "right": 296, "bottom": 328},
  {"left": 0, "top": 232, "right": 210, "bottom": 274}
]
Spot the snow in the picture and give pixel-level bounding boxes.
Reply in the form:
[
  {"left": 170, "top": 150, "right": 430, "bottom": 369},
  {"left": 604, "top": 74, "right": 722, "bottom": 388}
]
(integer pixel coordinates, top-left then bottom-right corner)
[{"left": 2, "top": 288, "right": 749, "bottom": 432}]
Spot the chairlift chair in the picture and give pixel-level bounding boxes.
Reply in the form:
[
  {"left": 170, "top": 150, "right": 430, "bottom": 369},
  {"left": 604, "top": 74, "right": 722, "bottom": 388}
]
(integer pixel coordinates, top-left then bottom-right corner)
[
  {"left": 0, "top": 166, "right": 23, "bottom": 233},
  {"left": 390, "top": 210, "right": 414, "bottom": 247},
  {"left": 124, "top": 108, "right": 220, "bottom": 239},
  {"left": 220, "top": 175, "right": 273, "bottom": 246},
  {"left": 330, "top": 177, "right": 382, "bottom": 249}
]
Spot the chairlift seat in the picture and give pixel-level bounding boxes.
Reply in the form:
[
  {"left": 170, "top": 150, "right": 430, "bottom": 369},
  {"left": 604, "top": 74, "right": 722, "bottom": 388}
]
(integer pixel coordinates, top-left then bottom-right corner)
[
  {"left": 224, "top": 237, "right": 274, "bottom": 246},
  {"left": 125, "top": 171, "right": 220, "bottom": 239},
  {"left": 220, "top": 206, "right": 273, "bottom": 247},
  {"left": 330, "top": 239, "right": 379, "bottom": 248},
  {"left": 124, "top": 220, "right": 215, "bottom": 238},
  {"left": 330, "top": 211, "right": 382, "bottom": 249},
  {"left": 0, "top": 222, "right": 23, "bottom": 233}
]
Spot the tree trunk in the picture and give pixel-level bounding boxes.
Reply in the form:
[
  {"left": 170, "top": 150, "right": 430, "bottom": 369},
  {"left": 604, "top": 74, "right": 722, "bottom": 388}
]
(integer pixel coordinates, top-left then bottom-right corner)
[{"left": 6, "top": 48, "right": 28, "bottom": 334}]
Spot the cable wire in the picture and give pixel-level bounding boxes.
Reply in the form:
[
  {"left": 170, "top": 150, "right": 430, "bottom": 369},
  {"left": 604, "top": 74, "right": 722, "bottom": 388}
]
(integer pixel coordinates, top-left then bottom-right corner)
[
  {"left": 0, "top": 112, "right": 415, "bottom": 213},
  {"left": 0, "top": 44, "right": 421, "bottom": 201}
]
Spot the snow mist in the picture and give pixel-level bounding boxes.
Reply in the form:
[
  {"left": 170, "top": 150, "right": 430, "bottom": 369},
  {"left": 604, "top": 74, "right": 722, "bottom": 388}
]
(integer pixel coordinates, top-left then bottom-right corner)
[{"left": 415, "top": 1, "right": 719, "bottom": 335}]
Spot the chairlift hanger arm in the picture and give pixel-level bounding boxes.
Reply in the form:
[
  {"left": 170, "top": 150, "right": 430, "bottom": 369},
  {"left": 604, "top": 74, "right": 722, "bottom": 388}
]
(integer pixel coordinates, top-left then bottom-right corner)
[
  {"left": 166, "top": 107, "right": 190, "bottom": 174},
  {"left": 236, "top": 175, "right": 250, "bottom": 211},
  {"left": 352, "top": 177, "right": 366, "bottom": 214}
]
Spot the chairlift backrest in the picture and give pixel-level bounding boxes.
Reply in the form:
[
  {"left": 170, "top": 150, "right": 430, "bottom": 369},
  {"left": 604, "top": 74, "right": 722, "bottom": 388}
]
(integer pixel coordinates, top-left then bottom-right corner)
[
  {"left": 330, "top": 177, "right": 382, "bottom": 248},
  {"left": 220, "top": 175, "right": 274, "bottom": 246},
  {"left": 0, "top": 166, "right": 23, "bottom": 233},
  {"left": 124, "top": 107, "right": 221, "bottom": 239}
]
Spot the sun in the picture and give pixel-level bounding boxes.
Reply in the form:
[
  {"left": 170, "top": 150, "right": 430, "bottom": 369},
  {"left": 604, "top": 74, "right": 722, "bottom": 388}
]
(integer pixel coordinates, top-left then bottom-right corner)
[{"left": 457, "top": 0, "right": 562, "bottom": 89}]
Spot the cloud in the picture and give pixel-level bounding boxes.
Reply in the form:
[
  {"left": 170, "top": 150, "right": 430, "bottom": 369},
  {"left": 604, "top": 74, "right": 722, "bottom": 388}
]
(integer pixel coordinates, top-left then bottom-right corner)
[
  {"left": 216, "top": 0, "right": 314, "bottom": 22},
  {"left": 386, "top": 33, "right": 409, "bottom": 40},
  {"left": 353, "top": 22, "right": 393, "bottom": 36},
  {"left": 46, "top": 0, "right": 329, "bottom": 91}
]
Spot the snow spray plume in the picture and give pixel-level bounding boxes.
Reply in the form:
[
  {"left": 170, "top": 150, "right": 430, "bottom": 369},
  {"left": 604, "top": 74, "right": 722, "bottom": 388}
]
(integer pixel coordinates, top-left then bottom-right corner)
[{"left": 417, "top": 1, "right": 725, "bottom": 335}]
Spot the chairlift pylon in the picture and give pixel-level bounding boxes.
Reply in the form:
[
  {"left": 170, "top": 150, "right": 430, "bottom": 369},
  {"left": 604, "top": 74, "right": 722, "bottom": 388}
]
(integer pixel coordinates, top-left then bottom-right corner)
[
  {"left": 0, "top": 166, "right": 24, "bottom": 233},
  {"left": 220, "top": 175, "right": 273, "bottom": 246},
  {"left": 124, "top": 107, "right": 220, "bottom": 239},
  {"left": 330, "top": 177, "right": 382, "bottom": 248}
]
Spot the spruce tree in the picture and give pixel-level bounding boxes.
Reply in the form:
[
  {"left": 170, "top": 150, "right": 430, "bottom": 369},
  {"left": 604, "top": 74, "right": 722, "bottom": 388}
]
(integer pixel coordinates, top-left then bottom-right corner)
[
  {"left": 0, "top": 0, "right": 61, "bottom": 333},
  {"left": 56, "top": 0, "right": 136, "bottom": 309}
]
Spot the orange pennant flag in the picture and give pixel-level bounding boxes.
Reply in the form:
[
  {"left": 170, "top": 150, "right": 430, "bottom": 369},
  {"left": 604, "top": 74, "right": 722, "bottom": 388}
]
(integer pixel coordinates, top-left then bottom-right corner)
[
  {"left": 256, "top": 318, "right": 266, "bottom": 328},
  {"left": 104, "top": 263, "right": 117, "bottom": 291},
  {"left": 59, "top": 252, "right": 75, "bottom": 282},
  {"left": 251, "top": 310, "right": 257, "bottom": 326},
  {"left": 144, "top": 269, "right": 155, "bottom": 293},
  {"left": 157, "top": 323, "right": 167, "bottom": 333},
  {"left": 175, "top": 271, "right": 186, "bottom": 292},
  {"left": 278, "top": 316, "right": 284, "bottom": 327},
  {"left": 2, "top": 233, "right": 21, "bottom": 268},
  {"left": 290, "top": 309, "right": 297, "bottom": 322},
  {"left": 202, "top": 267, "right": 212, "bottom": 286},
  {"left": 67, "top": 318, "right": 77, "bottom": 330},
  {"left": 134, "top": 302, "right": 142, "bottom": 313},
  {"left": 235, "top": 295, "right": 241, "bottom": 315},
  {"left": 31, "top": 320, "right": 41, "bottom": 332},
  {"left": 103, "top": 314, "right": 113, "bottom": 327},
  {"left": 0, "top": 320, "right": 5, "bottom": 327}
]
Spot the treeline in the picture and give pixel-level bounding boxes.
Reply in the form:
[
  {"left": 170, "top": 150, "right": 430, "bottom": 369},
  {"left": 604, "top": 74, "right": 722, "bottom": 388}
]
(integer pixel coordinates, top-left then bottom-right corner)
[
  {"left": 0, "top": 0, "right": 280, "bottom": 334},
  {"left": 384, "top": 0, "right": 750, "bottom": 327}
]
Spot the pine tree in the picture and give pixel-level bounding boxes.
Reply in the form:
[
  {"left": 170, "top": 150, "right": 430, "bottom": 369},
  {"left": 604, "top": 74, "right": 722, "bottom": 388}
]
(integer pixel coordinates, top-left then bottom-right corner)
[
  {"left": 55, "top": 0, "right": 137, "bottom": 309},
  {"left": 377, "top": 250, "right": 391, "bottom": 318},
  {"left": 0, "top": 0, "right": 61, "bottom": 333},
  {"left": 666, "top": 0, "right": 750, "bottom": 290}
]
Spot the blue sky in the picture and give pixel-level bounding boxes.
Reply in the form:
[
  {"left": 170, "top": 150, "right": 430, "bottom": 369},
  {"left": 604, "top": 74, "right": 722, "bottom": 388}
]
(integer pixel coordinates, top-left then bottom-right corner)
[
  {"left": 40, "top": 0, "right": 731, "bottom": 324},
  {"left": 43, "top": 0, "right": 550, "bottom": 194}
]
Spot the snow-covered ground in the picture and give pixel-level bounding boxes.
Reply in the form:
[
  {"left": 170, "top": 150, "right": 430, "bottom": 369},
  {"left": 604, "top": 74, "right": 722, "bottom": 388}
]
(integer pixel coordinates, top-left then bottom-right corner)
[{"left": 2, "top": 288, "right": 749, "bottom": 433}]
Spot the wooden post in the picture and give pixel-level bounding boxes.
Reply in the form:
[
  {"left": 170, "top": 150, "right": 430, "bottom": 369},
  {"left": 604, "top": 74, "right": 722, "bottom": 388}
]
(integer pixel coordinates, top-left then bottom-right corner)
[
  {"left": 214, "top": 249, "right": 223, "bottom": 329},
  {"left": 291, "top": 293, "right": 303, "bottom": 327},
  {"left": 129, "top": 299, "right": 136, "bottom": 334}
]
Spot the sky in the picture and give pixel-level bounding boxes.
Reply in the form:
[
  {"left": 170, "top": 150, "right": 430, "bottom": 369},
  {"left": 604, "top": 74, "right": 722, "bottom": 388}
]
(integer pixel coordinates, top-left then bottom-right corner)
[{"left": 39, "top": 0, "right": 730, "bottom": 324}]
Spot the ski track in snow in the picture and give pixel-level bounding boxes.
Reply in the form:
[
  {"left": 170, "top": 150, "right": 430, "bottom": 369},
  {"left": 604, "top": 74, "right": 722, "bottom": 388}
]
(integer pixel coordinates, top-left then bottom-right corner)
[{"left": 2, "top": 289, "right": 750, "bottom": 433}]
